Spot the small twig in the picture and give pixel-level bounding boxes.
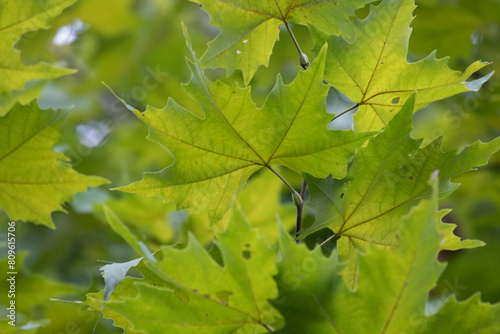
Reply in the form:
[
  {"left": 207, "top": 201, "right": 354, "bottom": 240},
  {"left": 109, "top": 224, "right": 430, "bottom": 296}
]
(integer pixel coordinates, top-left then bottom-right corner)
[
  {"left": 295, "top": 179, "right": 308, "bottom": 244},
  {"left": 330, "top": 103, "right": 359, "bottom": 123},
  {"left": 267, "top": 166, "right": 303, "bottom": 206},
  {"left": 284, "top": 22, "right": 310, "bottom": 69}
]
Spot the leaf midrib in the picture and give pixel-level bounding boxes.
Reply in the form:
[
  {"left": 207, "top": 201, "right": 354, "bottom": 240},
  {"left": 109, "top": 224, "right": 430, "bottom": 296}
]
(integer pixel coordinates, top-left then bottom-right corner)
[
  {"left": 272, "top": 133, "right": 371, "bottom": 159},
  {"left": 129, "top": 165, "right": 255, "bottom": 190},
  {"left": 265, "top": 57, "right": 323, "bottom": 165},
  {"left": 380, "top": 228, "right": 424, "bottom": 334},
  {"left": 0, "top": 111, "right": 66, "bottom": 165},
  {"left": 0, "top": 1, "right": 72, "bottom": 36},
  {"left": 191, "top": 59, "right": 268, "bottom": 165},
  {"left": 337, "top": 114, "right": 406, "bottom": 233},
  {"left": 360, "top": 0, "right": 405, "bottom": 102}
]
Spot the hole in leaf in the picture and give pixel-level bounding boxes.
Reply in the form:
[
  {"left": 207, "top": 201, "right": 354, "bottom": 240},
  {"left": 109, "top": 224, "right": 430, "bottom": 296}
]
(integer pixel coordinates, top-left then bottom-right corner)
[
  {"left": 409, "top": 176, "right": 414, "bottom": 180},
  {"left": 242, "top": 250, "right": 251, "bottom": 260},
  {"left": 392, "top": 97, "right": 400, "bottom": 104}
]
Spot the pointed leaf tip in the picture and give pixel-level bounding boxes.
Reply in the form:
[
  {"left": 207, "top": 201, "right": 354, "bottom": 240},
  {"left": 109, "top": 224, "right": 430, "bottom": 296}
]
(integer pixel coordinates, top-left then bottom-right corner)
[
  {"left": 102, "top": 82, "right": 139, "bottom": 114},
  {"left": 181, "top": 21, "right": 196, "bottom": 60}
]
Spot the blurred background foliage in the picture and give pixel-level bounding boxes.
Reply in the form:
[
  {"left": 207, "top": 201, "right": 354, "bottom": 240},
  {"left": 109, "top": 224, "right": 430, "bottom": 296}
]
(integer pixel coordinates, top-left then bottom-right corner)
[{"left": 0, "top": 0, "right": 499, "bottom": 332}]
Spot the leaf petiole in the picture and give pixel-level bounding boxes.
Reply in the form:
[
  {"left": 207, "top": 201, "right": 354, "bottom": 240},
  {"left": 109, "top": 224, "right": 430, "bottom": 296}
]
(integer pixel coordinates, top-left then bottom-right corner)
[
  {"left": 330, "top": 103, "right": 359, "bottom": 123},
  {"left": 267, "top": 166, "right": 303, "bottom": 207},
  {"left": 285, "top": 22, "right": 310, "bottom": 69}
]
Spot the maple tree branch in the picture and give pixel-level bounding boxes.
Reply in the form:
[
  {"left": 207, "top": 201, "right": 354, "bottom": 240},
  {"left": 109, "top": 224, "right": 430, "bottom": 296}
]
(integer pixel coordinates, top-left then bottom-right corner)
[
  {"left": 267, "top": 166, "right": 303, "bottom": 207},
  {"left": 295, "top": 178, "right": 308, "bottom": 244},
  {"left": 284, "top": 22, "right": 310, "bottom": 69},
  {"left": 330, "top": 103, "right": 359, "bottom": 122}
]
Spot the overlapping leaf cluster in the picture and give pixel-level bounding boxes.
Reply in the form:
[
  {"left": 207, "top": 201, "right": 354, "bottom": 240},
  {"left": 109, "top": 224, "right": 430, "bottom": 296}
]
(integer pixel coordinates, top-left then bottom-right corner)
[
  {"left": 84, "top": 0, "right": 500, "bottom": 332},
  {"left": 114, "top": 26, "right": 373, "bottom": 225},
  {"left": 191, "top": 0, "right": 377, "bottom": 84},
  {"left": 0, "top": 0, "right": 76, "bottom": 113},
  {"left": 0, "top": 0, "right": 498, "bottom": 332},
  {"left": 0, "top": 0, "right": 108, "bottom": 228},
  {"left": 86, "top": 206, "right": 284, "bottom": 333}
]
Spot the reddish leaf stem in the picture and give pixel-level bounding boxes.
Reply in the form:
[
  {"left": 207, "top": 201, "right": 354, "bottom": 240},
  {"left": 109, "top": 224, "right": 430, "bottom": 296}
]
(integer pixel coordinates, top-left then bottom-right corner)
[{"left": 330, "top": 103, "right": 359, "bottom": 123}]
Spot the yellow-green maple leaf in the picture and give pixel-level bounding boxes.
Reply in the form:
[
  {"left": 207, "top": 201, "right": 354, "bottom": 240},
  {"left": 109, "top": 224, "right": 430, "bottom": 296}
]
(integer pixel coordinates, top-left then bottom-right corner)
[
  {"left": 193, "top": 0, "right": 376, "bottom": 84},
  {"left": 0, "top": 103, "right": 109, "bottom": 228},
  {"left": 0, "top": 0, "right": 76, "bottom": 98},
  {"left": 86, "top": 206, "right": 284, "bottom": 333},
  {"left": 310, "top": 0, "right": 493, "bottom": 131},
  {"left": 275, "top": 176, "right": 500, "bottom": 333},
  {"left": 114, "top": 38, "right": 374, "bottom": 226},
  {"left": 303, "top": 93, "right": 500, "bottom": 286}
]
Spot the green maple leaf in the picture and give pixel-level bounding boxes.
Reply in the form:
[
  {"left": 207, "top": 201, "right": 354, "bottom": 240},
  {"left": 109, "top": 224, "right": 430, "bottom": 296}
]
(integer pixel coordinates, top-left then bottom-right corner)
[
  {"left": 86, "top": 206, "right": 284, "bottom": 333},
  {"left": 192, "top": 0, "right": 376, "bottom": 84},
  {"left": 226, "top": 169, "right": 297, "bottom": 244},
  {"left": 0, "top": 0, "right": 76, "bottom": 97},
  {"left": 272, "top": 223, "right": 339, "bottom": 334},
  {"left": 274, "top": 176, "right": 500, "bottom": 333},
  {"left": 310, "top": 0, "right": 493, "bottom": 131},
  {"left": 115, "top": 34, "right": 374, "bottom": 225},
  {"left": 301, "top": 93, "right": 500, "bottom": 285},
  {"left": 436, "top": 209, "right": 484, "bottom": 251},
  {"left": 0, "top": 103, "right": 109, "bottom": 228}
]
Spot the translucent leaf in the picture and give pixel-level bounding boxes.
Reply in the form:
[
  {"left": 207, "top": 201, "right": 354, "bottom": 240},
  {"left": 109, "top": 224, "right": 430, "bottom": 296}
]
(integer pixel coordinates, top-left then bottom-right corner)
[
  {"left": 436, "top": 209, "right": 485, "bottom": 251},
  {"left": 310, "top": 0, "right": 493, "bottom": 131},
  {"left": 0, "top": 103, "right": 109, "bottom": 227},
  {"left": 302, "top": 93, "right": 500, "bottom": 284},
  {"left": 0, "top": 0, "right": 76, "bottom": 96},
  {"left": 275, "top": 176, "right": 500, "bottom": 333},
  {"left": 86, "top": 206, "right": 284, "bottom": 333},
  {"left": 193, "top": 0, "right": 376, "bottom": 84},
  {"left": 115, "top": 42, "right": 374, "bottom": 225}
]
